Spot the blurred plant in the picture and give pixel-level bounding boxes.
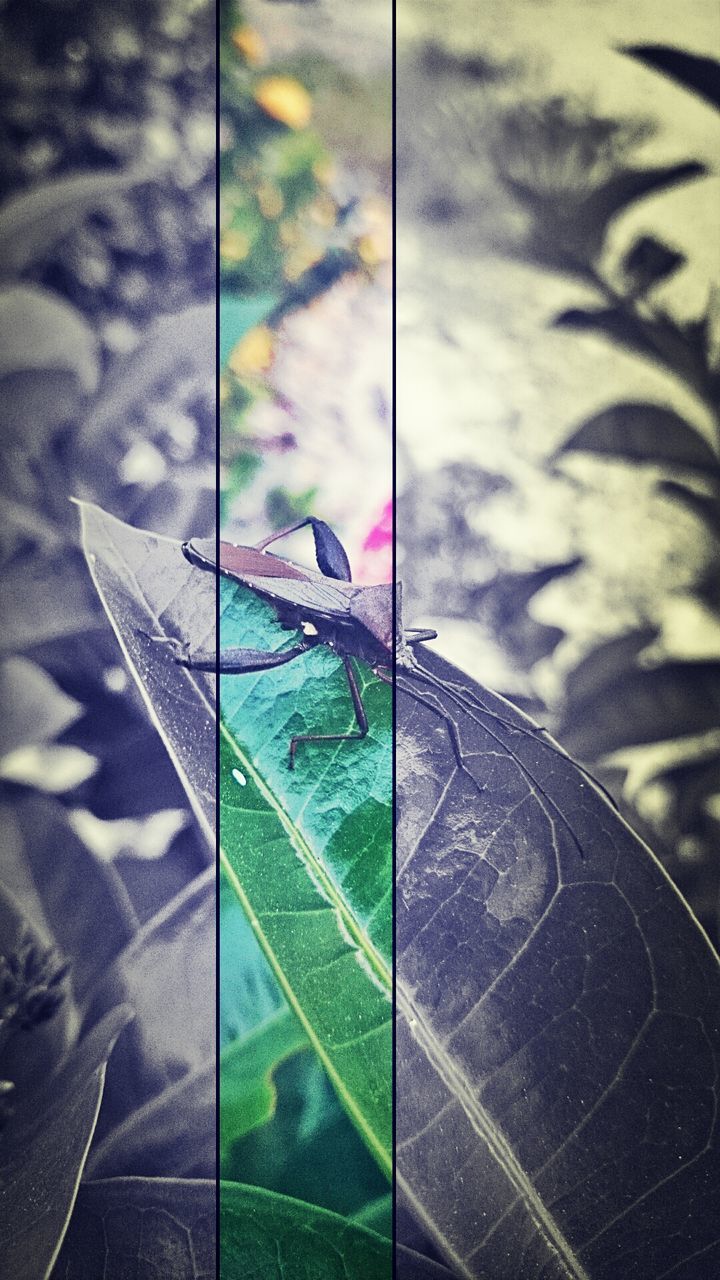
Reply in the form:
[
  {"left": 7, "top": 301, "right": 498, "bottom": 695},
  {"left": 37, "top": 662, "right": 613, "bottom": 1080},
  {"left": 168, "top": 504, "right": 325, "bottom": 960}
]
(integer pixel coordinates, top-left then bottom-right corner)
[
  {"left": 451, "top": 50, "right": 720, "bottom": 936},
  {"left": 0, "top": 1, "right": 219, "bottom": 1272},
  {"left": 219, "top": 0, "right": 391, "bottom": 558}
]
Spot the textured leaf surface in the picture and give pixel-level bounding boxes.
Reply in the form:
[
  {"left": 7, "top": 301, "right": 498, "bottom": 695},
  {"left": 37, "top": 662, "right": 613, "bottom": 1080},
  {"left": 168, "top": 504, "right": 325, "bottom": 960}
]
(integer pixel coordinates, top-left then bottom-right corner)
[
  {"left": 0, "top": 1008, "right": 130, "bottom": 1280},
  {"left": 221, "top": 1182, "right": 460, "bottom": 1279},
  {"left": 51, "top": 1177, "right": 215, "bottom": 1279},
  {"left": 219, "top": 576, "right": 392, "bottom": 1175},
  {"left": 85, "top": 869, "right": 215, "bottom": 1144},
  {"left": 78, "top": 502, "right": 215, "bottom": 848},
  {"left": 395, "top": 645, "right": 720, "bottom": 1280}
]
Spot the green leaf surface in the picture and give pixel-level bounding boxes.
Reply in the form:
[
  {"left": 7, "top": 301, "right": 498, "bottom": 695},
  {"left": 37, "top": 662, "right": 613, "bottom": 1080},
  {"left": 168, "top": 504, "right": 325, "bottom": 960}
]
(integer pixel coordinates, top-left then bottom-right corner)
[
  {"left": 51, "top": 1177, "right": 215, "bottom": 1279},
  {"left": 221, "top": 1181, "right": 390, "bottom": 1279},
  {"left": 77, "top": 502, "right": 215, "bottom": 849},
  {"left": 219, "top": 576, "right": 392, "bottom": 1177},
  {"left": 221, "top": 1007, "right": 307, "bottom": 1164}
]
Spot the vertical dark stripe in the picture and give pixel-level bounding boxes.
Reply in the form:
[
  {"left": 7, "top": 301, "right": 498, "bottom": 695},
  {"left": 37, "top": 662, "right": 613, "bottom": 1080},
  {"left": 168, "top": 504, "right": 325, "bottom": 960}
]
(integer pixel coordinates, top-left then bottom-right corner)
[
  {"left": 215, "top": 2, "right": 221, "bottom": 1276},
  {"left": 391, "top": 1, "right": 398, "bottom": 1276}
]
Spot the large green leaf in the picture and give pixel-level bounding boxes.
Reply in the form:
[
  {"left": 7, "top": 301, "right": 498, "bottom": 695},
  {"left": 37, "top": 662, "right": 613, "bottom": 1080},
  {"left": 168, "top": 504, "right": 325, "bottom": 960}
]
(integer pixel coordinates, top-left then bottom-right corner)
[
  {"left": 219, "top": 576, "right": 392, "bottom": 1176},
  {"left": 220, "top": 1182, "right": 453, "bottom": 1280}
]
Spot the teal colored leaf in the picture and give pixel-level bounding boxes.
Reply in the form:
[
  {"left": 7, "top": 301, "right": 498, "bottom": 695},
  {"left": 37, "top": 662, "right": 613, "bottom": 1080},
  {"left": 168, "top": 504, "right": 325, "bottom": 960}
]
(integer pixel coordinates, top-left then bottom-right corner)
[
  {"left": 220, "top": 1007, "right": 307, "bottom": 1165},
  {"left": 220, "top": 291, "right": 278, "bottom": 366},
  {"left": 219, "top": 575, "right": 392, "bottom": 1177}
]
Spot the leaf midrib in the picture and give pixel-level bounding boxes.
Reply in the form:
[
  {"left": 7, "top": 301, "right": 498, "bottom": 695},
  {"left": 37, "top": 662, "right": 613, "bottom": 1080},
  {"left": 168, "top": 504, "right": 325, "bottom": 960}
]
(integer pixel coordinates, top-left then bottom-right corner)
[{"left": 220, "top": 718, "right": 392, "bottom": 1177}]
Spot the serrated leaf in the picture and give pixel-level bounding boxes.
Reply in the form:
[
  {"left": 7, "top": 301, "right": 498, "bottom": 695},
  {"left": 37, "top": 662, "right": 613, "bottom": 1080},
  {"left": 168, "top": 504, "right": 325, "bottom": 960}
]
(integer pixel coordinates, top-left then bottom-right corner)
[
  {"left": 51, "top": 1177, "right": 215, "bottom": 1279},
  {"left": 77, "top": 502, "right": 215, "bottom": 849},
  {"left": 219, "top": 575, "right": 392, "bottom": 1177},
  {"left": 0, "top": 168, "right": 153, "bottom": 277},
  {"left": 395, "top": 645, "right": 720, "bottom": 1279},
  {"left": 554, "top": 402, "right": 719, "bottom": 472},
  {"left": 622, "top": 45, "right": 720, "bottom": 112}
]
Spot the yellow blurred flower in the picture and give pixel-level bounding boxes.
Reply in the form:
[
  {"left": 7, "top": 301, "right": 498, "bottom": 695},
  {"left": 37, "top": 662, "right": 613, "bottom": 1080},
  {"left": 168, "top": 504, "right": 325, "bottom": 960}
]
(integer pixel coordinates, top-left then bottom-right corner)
[
  {"left": 228, "top": 326, "right": 275, "bottom": 377},
  {"left": 220, "top": 228, "right": 250, "bottom": 262},
  {"left": 257, "top": 182, "right": 284, "bottom": 220},
  {"left": 231, "top": 26, "right": 266, "bottom": 66},
  {"left": 254, "top": 76, "right": 312, "bottom": 130}
]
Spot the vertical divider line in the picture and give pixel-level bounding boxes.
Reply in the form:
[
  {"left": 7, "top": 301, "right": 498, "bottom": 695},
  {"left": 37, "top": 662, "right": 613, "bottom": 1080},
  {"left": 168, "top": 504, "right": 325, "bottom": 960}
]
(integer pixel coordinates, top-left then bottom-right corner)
[
  {"left": 391, "top": 0, "right": 398, "bottom": 1274},
  {"left": 214, "top": 0, "right": 221, "bottom": 1274}
]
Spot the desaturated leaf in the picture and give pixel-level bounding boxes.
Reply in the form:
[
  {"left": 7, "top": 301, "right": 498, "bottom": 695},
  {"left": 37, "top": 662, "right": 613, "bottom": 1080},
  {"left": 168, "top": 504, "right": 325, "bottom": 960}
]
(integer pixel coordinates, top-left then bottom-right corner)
[
  {"left": 581, "top": 161, "right": 706, "bottom": 232},
  {"left": 0, "top": 1006, "right": 131, "bottom": 1280},
  {"left": 621, "top": 45, "right": 720, "bottom": 112},
  {"left": 78, "top": 303, "right": 214, "bottom": 450},
  {"left": 77, "top": 502, "right": 215, "bottom": 849},
  {"left": 560, "top": 648, "right": 720, "bottom": 759},
  {"left": 3, "top": 793, "right": 135, "bottom": 1002},
  {"left": 0, "top": 169, "right": 153, "bottom": 277},
  {"left": 395, "top": 644, "right": 720, "bottom": 1278},
  {"left": 68, "top": 807, "right": 189, "bottom": 862},
  {"left": 220, "top": 575, "right": 392, "bottom": 1178},
  {"left": 0, "top": 744, "right": 98, "bottom": 793},
  {"left": 554, "top": 402, "right": 719, "bottom": 472},
  {"left": 0, "top": 656, "right": 83, "bottom": 755},
  {"left": 51, "top": 1177, "right": 215, "bottom": 1280},
  {"left": 86, "top": 1062, "right": 216, "bottom": 1179},
  {"left": 84, "top": 869, "right": 214, "bottom": 1142},
  {"left": 0, "top": 285, "right": 98, "bottom": 392},
  {"left": 622, "top": 235, "right": 686, "bottom": 294},
  {"left": 470, "top": 560, "right": 582, "bottom": 668},
  {"left": 0, "top": 552, "right": 104, "bottom": 656},
  {"left": 658, "top": 478, "right": 720, "bottom": 534}
]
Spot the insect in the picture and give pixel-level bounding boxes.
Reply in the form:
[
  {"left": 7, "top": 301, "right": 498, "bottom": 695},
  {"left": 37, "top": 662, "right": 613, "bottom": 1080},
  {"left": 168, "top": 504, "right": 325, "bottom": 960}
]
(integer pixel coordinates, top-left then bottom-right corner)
[
  {"left": 175, "top": 516, "right": 436, "bottom": 766},
  {"left": 162, "top": 517, "right": 612, "bottom": 855}
]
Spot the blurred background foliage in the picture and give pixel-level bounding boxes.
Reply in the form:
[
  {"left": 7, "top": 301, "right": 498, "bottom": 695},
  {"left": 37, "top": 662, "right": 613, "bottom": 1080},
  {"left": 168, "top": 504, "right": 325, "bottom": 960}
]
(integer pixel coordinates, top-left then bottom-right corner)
[
  {"left": 219, "top": 0, "right": 393, "bottom": 583},
  {"left": 395, "top": 0, "right": 720, "bottom": 944}
]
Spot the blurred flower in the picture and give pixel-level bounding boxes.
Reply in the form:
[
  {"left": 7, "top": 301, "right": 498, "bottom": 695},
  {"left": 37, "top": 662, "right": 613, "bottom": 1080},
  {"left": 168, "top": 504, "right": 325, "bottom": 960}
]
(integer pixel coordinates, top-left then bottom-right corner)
[
  {"left": 228, "top": 325, "right": 275, "bottom": 377},
  {"left": 254, "top": 76, "right": 312, "bottom": 131},
  {"left": 231, "top": 25, "right": 266, "bottom": 67}
]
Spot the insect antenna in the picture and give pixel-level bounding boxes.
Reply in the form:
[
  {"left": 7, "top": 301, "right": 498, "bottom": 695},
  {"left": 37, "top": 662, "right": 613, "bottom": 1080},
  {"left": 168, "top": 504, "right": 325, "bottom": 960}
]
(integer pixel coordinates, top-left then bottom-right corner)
[{"left": 411, "top": 660, "right": 618, "bottom": 811}]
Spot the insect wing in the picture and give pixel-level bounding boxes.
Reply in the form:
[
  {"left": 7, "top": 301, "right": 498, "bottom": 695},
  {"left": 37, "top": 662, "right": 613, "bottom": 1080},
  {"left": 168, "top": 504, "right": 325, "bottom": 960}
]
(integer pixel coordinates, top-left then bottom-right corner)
[
  {"left": 240, "top": 572, "right": 357, "bottom": 620},
  {"left": 218, "top": 542, "right": 310, "bottom": 582}
]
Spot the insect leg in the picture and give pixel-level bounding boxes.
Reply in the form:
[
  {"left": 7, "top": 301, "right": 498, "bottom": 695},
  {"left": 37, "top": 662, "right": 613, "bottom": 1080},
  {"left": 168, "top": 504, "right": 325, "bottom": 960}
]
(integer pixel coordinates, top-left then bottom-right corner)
[
  {"left": 144, "top": 631, "right": 307, "bottom": 674},
  {"left": 404, "top": 628, "right": 438, "bottom": 644},
  {"left": 377, "top": 666, "right": 481, "bottom": 788},
  {"left": 289, "top": 655, "right": 368, "bottom": 768}
]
